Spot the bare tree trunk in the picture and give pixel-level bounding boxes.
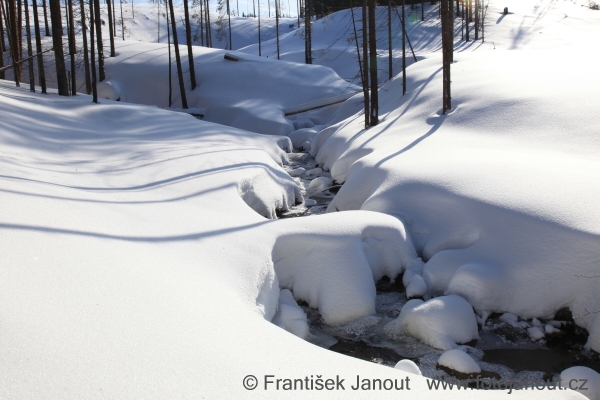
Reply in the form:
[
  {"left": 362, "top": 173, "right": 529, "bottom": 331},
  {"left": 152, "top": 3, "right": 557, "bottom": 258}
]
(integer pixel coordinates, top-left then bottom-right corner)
[
  {"left": 68, "top": 0, "right": 76, "bottom": 93},
  {"left": 227, "top": 0, "right": 231, "bottom": 49},
  {"left": 258, "top": 0, "right": 261, "bottom": 55},
  {"left": 111, "top": 0, "right": 116, "bottom": 38},
  {"left": 361, "top": 0, "right": 368, "bottom": 128},
  {"left": 166, "top": 0, "right": 171, "bottom": 106},
  {"left": 199, "top": 0, "right": 204, "bottom": 45},
  {"left": 275, "top": 0, "right": 279, "bottom": 59},
  {"left": 368, "top": 0, "right": 377, "bottom": 125},
  {"left": 474, "top": 0, "right": 478, "bottom": 40},
  {"left": 182, "top": 0, "right": 196, "bottom": 89},
  {"left": 43, "top": 0, "right": 50, "bottom": 35},
  {"left": 304, "top": 0, "right": 311, "bottom": 63},
  {"left": 421, "top": 0, "right": 424, "bottom": 21},
  {"left": 168, "top": 0, "right": 187, "bottom": 107},
  {"left": 106, "top": 0, "right": 115, "bottom": 56},
  {"left": 402, "top": 0, "right": 406, "bottom": 94},
  {"left": 0, "top": 3, "right": 5, "bottom": 79},
  {"left": 119, "top": 0, "right": 124, "bottom": 39},
  {"left": 465, "top": 0, "right": 469, "bottom": 41},
  {"left": 32, "top": 1, "right": 46, "bottom": 92},
  {"left": 24, "top": 0, "right": 35, "bottom": 92},
  {"left": 79, "top": 0, "right": 91, "bottom": 93},
  {"left": 50, "top": 0, "right": 69, "bottom": 94},
  {"left": 205, "top": 0, "right": 211, "bottom": 47},
  {"left": 93, "top": 0, "right": 104, "bottom": 80},
  {"left": 6, "top": 0, "right": 22, "bottom": 82},
  {"left": 17, "top": 0, "right": 22, "bottom": 61},
  {"left": 350, "top": 1, "right": 367, "bottom": 131},
  {"left": 90, "top": 0, "right": 98, "bottom": 102},
  {"left": 387, "top": 0, "right": 391, "bottom": 80},
  {"left": 441, "top": 0, "right": 452, "bottom": 113}
]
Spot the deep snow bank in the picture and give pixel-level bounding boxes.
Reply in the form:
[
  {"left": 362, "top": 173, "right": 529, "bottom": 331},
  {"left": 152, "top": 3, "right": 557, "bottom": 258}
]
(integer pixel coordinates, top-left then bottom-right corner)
[
  {"left": 2, "top": 81, "right": 572, "bottom": 399},
  {"left": 99, "top": 41, "right": 358, "bottom": 135},
  {"left": 311, "top": 46, "right": 600, "bottom": 350}
]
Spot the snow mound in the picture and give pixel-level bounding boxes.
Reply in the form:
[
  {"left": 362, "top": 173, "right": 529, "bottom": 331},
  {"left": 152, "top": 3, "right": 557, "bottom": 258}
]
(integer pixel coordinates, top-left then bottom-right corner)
[
  {"left": 272, "top": 289, "right": 311, "bottom": 340},
  {"left": 394, "top": 359, "right": 423, "bottom": 376},
  {"left": 272, "top": 211, "right": 422, "bottom": 325},
  {"left": 560, "top": 367, "right": 600, "bottom": 400},
  {"left": 437, "top": 349, "right": 481, "bottom": 374},
  {"left": 385, "top": 295, "right": 479, "bottom": 350}
]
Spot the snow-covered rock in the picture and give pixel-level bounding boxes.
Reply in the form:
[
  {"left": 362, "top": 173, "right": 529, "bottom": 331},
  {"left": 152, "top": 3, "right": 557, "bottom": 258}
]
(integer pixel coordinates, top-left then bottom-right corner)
[
  {"left": 406, "top": 274, "right": 428, "bottom": 300},
  {"left": 561, "top": 367, "right": 600, "bottom": 400},
  {"left": 307, "top": 176, "right": 333, "bottom": 196},
  {"left": 385, "top": 295, "right": 479, "bottom": 350},
  {"left": 394, "top": 359, "right": 423, "bottom": 376},
  {"left": 272, "top": 289, "right": 311, "bottom": 340},
  {"left": 289, "top": 167, "right": 306, "bottom": 177},
  {"left": 437, "top": 349, "right": 481, "bottom": 375},
  {"left": 527, "top": 327, "right": 545, "bottom": 341},
  {"left": 288, "top": 128, "right": 318, "bottom": 148}
]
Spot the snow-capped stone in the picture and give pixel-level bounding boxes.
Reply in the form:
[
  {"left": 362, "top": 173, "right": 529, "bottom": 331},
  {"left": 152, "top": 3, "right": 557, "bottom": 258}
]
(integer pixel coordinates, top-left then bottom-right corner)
[
  {"left": 405, "top": 274, "right": 427, "bottom": 299},
  {"left": 499, "top": 313, "right": 529, "bottom": 329},
  {"left": 385, "top": 295, "right": 479, "bottom": 350},
  {"left": 560, "top": 366, "right": 600, "bottom": 400},
  {"left": 545, "top": 324, "right": 561, "bottom": 334},
  {"left": 307, "top": 177, "right": 333, "bottom": 196},
  {"left": 288, "top": 128, "right": 318, "bottom": 148},
  {"left": 532, "top": 318, "right": 543, "bottom": 327},
  {"left": 304, "top": 167, "right": 323, "bottom": 177},
  {"left": 304, "top": 198, "right": 317, "bottom": 207},
  {"left": 300, "top": 141, "right": 312, "bottom": 152},
  {"left": 272, "top": 289, "right": 311, "bottom": 340},
  {"left": 394, "top": 359, "right": 422, "bottom": 376},
  {"left": 289, "top": 167, "right": 306, "bottom": 177},
  {"left": 527, "top": 327, "right": 545, "bottom": 340},
  {"left": 437, "top": 349, "right": 481, "bottom": 374}
]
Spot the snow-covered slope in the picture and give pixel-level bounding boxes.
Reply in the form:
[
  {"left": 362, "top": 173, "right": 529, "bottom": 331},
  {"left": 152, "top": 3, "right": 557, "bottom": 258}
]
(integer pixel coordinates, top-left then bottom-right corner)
[{"left": 311, "top": 0, "right": 600, "bottom": 351}]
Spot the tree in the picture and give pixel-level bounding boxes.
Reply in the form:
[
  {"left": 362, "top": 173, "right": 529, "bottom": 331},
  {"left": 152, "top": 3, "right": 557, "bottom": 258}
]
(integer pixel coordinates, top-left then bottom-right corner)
[
  {"left": 6, "top": 0, "right": 22, "bottom": 82},
  {"left": 275, "top": 0, "right": 280, "bottom": 59},
  {"left": 168, "top": 0, "right": 188, "bottom": 108},
  {"left": 441, "top": 0, "right": 453, "bottom": 113},
  {"left": 183, "top": 0, "right": 197, "bottom": 89},
  {"left": 68, "top": 0, "right": 77, "bottom": 94},
  {"left": 50, "top": 0, "right": 69, "bottom": 94},
  {"left": 93, "top": 0, "right": 105, "bottom": 81},
  {"left": 258, "top": 0, "right": 261, "bottom": 55},
  {"left": 304, "top": 0, "right": 311, "bottom": 63},
  {"left": 32, "top": 0, "right": 47, "bottom": 92},
  {"left": 106, "top": 0, "right": 116, "bottom": 56},
  {"left": 43, "top": 0, "right": 51, "bottom": 36},
  {"left": 79, "top": 0, "right": 91, "bottom": 93},
  {"left": 89, "top": 0, "right": 98, "bottom": 102},
  {"left": 387, "top": 0, "right": 391, "bottom": 80},
  {"left": 1, "top": 1, "right": 6, "bottom": 79},
  {"left": 402, "top": 0, "right": 406, "bottom": 95},
  {"left": 368, "top": 0, "right": 378, "bottom": 125},
  {"left": 361, "top": 0, "right": 368, "bottom": 127},
  {"left": 24, "top": 0, "right": 35, "bottom": 92}
]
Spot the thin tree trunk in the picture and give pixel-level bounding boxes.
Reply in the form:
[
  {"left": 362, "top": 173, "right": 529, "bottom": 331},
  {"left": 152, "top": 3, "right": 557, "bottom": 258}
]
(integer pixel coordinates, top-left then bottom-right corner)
[
  {"left": 361, "top": 0, "right": 368, "bottom": 128},
  {"left": 205, "top": 0, "right": 211, "bottom": 47},
  {"left": 257, "top": 0, "right": 261, "bottom": 55},
  {"left": 465, "top": 0, "right": 469, "bottom": 41},
  {"left": 157, "top": 0, "right": 159, "bottom": 42},
  {"left": 166, "top": 0, "right": 171, "bottom": 106},
  {"left": 226, "top": 0, "right": 231, "bottom": 49},
  {"left": 106, "top": 0, "right": 115, "bottom": 56},
  {"left": 30, "top": 3, "right": 45, "bottom": 92},
  {"left": 24, "top": 0, "right": 35, "bottom": 92},
  {"left": 17, "top": 0, "right": 22, "bottom": 61},
  {"left": 90, "top": 0, "right": 98, "bottom": 102},
  {"left": 93, "top": 0, "right": 104, "bottom": 80},
  {"left": 401, "top": 0, "right": 406, "bottom": 94},
  {"left": 474, "top": 0, "right": 478, "bottom": 40},
  {"left": 6, "top": 0, "right": 21, "bottom": 82},
  {"left": 387, "top": 0, "right": 391, "bottom": 80},
  {"left": 168, "top": 0, "right": 187, "bottom": 107},
  {"left": 119, "top": 0, "right": 124, "bottom": 39},
  {"left": 368, "top": 0, "right": 377, "bottom": 125},
  {"left": 68, "top": 0, "right": 76, "bottom": 93},
  {"left": 50, "top": 0, "right": 68, "bottom": 94},
  {"left": 421, "top": 0, "right": 424, "bottom": 21},
  {"left": 0, "top": 2, "right": 5, "bottom": 79},
  {"left": 305, "top": 0, "right": 311, "bottom": 63},
  {"left": 350, "top": 1, "right": 366, "bottom": 129},
  {"left": 182, "top": 0, "right": 196, "bottom": 89},
  {"left": 111, "top": 0, "right": 116, "bottom": 38},
  {"left": 441, "top": 0, "right": 451, "bottom": 113},
  {"left": 42, "top": 0, "right": 50, "bottom": 35},
  {"left": 79, "top": 0, "right": 91, "bottom": 93},
  {"left": 275, "top": 0, "right": 279, "bottom": 59}
]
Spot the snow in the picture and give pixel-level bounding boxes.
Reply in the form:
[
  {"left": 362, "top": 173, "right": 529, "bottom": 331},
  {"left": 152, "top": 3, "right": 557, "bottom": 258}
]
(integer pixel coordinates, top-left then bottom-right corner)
[
  {"left": 527, "top": 327, "right": 545, "bottom": 341},
  {"left": 394, "top": 359, "right": 423, "bottom": 376},
  {"left": 561, "top": 367, "right": 600, "bottom": 400},
  {"left": 385, "top": 295, "right": 479, "bottom": 351},
  {"left": 437, "top": 349, "right": 481, "bottom": 375},
  {"left": 310, "top": 0, "right": 600, "bottom": 352},
  {"left": 272, "top": 289, "right": 311, "bottom": 339}
]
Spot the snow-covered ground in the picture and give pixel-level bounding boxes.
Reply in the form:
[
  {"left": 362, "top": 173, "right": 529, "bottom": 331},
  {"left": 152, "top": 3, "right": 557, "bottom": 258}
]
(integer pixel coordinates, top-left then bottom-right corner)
[{"left": 2, "top": 0, "right": 600, "bottom": 398}]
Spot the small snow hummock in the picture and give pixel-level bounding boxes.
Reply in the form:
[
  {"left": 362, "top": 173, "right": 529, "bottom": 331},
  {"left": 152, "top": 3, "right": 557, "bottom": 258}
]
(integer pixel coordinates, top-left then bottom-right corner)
[
  {"left": 560, "top": 366, "right": 600, "bottom": 400},
  {"left": 307, "top": 177, "right": 333, "bottom": 196},
  {"left": 272, "top": 289, "right": 311, "bottom": 340},
  {"left": 499, "top": 312, "right": 530, "bottom": 329},
  {"left": 437, "top": 349, "right": 481, "bottom": 375},
  {"left": 385, "top": 295, "right": 479, "bottom": 350},
  {"left": 405, "top": 274, "right": 427, "bottom": 300},
  {"left": 394, "top": 359, "right": 422, "bottom": 376},
  {"left": 527, "top": 326, "right": 545, "bottom": 341},
  {"left": 289, "top": 167, "right": 306, "bottom": 177}
]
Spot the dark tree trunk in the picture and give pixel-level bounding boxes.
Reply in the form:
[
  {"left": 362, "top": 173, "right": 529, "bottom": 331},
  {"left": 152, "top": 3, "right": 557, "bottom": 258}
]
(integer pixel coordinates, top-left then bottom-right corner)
[
  {"left": 199, "top": 0, "right": 204, "bottom": 45},
  {"left": 168, "top": 0, "right": 187, "bottom": 108},
  {"left": 68, "top": 0, "right": 76, "bottom": 94},
  {"left": 465, "top": 0, "right": 469, "bottom": 41},
  {"left": 368, "top": 0, "right": 378, "bottom": 125},
  {"left": 79, "top": 0, "right": 91, "bottom": 93},
  {"left": 93, "top": 0, "right": 105, "bottom": 80},
  {"left": 33, "top": 0, "right": 47, "bottom": 92},
  {"left": 111, "top": 0, "right": 116, "bottom": 38},
  {"left": 205, "top": 0, "right": 211, "bottom": 47},
  {"left": 43, "top": 0, "right": 50, "bottom": 35},
  {"left": 441, "top": 0, "right": 452, "bottom": 113},
  {"left": 258, "top": 0, "right": 261, "bottom": 55},
  {"left": 361, "top": 0, "right": 368, "bottom": 128},
  {"left": 275, "top": 0, "right": 279, "bottom": 59},
  {"left": 24, "top": 0, "right": 35, "bottom": 92},
  {"left": 182, "top": 0, "right": 196, "bottom": 89},
  {"left": 474, "top": 0, "right": 478, "bottom": 40},
  {"left": 402, "top": 0, "right": 406, "bottom": 94},
  {"left": 305, "top": 0, "right": 311, "bottom": 63},
  {"left": 119, "top": 0, "right": 124, "bottom": 39},
  {"left": 227, "top": 0, "right": 232, "bottom": 49},
  {"left": 50, "top": 0, "right": 69, "bottom": 94},
  {"left": 106, "top": 0, "right": 115, "bottom": 56},
  {"left": 387, "top": 0, "right": 391, "bottom": 80},
  {"left": 166, "top": 0, "right": 171, "bottom": 106},
  {"left": 17, "top": 0, "right": 22, "bottom": 61},
  {"left": 421, "top": 0, "right": 424, "bottom": 21},
  {"left": 0, "top": 3, "right": 5, "bottom": 79},
  {"left": 89, "top": 0, "right": 98, "bottom": 102},
  {"left": 6, "top": 0, "right": 22, "bottom": 82}
]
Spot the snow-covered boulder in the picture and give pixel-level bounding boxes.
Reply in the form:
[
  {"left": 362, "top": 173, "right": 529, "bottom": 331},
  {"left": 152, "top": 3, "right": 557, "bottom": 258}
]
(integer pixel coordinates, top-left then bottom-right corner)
[
  {"left": 272, "top": 289, "right": 311, "bottom": 340},
  {"left": 394, "top": 359, "right": 422, "bottom": 376},
  {"left": 560, "top": 366, "right": 600, "bottom": 400},
  {"left": 288, "top": 128, "right": 318, "bottom": 148},
  {"left": 307, "top": 177, "right": 333, "bottom": 196},
  {"left": 385, "top": 295, "right": 479, "bottom": 350},
  {"left": 437, "top": 349, "right": 481, "bottom": 375}
]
